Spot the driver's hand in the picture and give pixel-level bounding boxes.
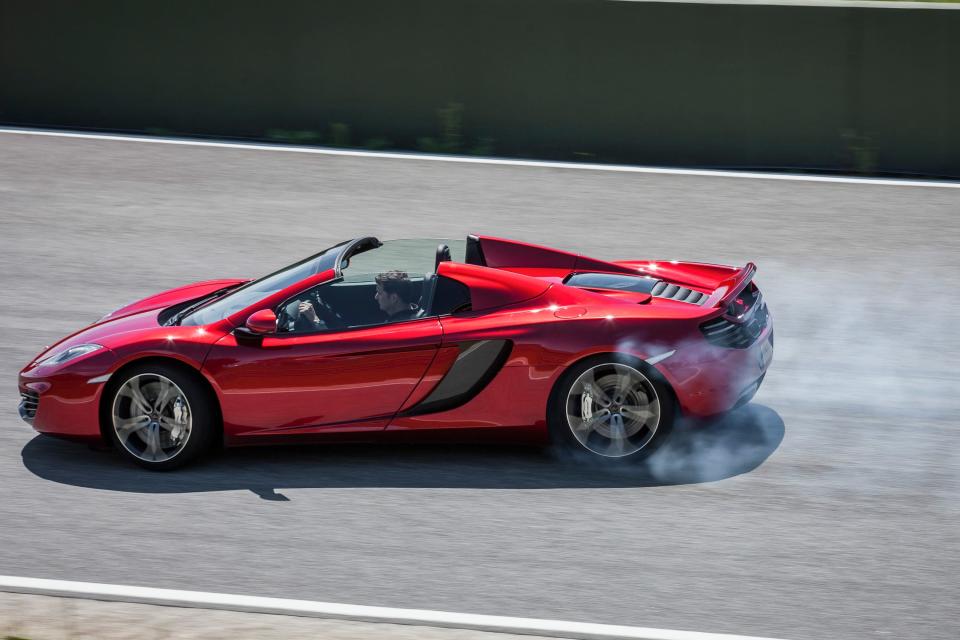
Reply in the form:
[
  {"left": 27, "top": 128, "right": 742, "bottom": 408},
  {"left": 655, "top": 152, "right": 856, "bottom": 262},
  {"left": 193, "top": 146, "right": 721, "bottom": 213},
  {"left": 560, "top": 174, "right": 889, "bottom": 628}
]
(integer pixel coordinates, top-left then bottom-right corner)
[{"left": 298, "top": 301, "right": 319, "bottom": 324}]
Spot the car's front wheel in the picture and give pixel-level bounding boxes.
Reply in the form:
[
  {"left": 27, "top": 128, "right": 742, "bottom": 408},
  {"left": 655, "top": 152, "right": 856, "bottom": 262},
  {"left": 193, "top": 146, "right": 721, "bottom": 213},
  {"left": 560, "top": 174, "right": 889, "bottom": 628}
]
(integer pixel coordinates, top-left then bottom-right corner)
[
  {"left": 549, "top": 355, "right": 675, "bottom": 463},
  {"left": 107, "top": 363, "right": 215, "bottom": 470}
]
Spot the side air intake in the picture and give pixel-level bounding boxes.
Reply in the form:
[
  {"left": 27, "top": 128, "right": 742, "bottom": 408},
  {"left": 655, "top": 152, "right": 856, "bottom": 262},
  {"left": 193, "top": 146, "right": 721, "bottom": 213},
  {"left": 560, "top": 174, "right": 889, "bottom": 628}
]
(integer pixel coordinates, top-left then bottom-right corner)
[
  {"left": 402, "top": 340, "right": 512, "bottom": 416},
  {"left": 651, "top": 281, "right": 708, "bottom": 305}
]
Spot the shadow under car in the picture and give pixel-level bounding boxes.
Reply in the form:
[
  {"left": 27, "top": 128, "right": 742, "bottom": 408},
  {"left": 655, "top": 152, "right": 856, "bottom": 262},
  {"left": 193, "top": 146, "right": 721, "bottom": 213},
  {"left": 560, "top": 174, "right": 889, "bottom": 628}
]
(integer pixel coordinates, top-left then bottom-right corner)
[{"left": 21, "top": 404, "right": 784, "bottom": 498}]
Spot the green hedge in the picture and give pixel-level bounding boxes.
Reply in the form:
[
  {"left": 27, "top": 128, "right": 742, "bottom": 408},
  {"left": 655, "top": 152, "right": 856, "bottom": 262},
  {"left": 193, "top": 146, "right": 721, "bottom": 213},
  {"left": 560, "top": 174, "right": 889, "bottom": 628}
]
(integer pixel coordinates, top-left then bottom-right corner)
[{"left": 1, "top": 0, "right": 957, "bottom": 177}]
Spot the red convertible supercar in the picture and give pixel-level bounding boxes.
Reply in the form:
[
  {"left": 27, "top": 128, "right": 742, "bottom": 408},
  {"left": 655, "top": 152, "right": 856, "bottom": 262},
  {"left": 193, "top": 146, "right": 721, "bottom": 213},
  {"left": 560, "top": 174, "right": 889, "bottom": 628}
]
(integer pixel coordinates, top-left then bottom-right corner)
[{"left": 18, "top": 236, "right": 773, "bottom": 469}]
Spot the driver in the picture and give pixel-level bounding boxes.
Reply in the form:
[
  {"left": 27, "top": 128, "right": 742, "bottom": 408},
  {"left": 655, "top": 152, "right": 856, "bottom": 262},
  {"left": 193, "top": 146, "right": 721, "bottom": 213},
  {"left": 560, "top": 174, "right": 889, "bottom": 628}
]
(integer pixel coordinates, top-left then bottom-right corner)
[
  {"left": 373, "top": 270, "right": 421, "bottom": 321},
  {"left": 298, "top": 270, "right": 420, "bottom": 327}
]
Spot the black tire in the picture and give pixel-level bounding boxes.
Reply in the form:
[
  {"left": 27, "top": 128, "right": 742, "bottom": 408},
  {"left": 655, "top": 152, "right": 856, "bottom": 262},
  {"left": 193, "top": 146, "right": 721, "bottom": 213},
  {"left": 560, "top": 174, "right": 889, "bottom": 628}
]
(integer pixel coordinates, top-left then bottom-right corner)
[
  {"left": 105, "top": 362, "right": 216, "bottom": 470},
  {"left": 547, "top": 354, "right": 676, "bottom": 464}
]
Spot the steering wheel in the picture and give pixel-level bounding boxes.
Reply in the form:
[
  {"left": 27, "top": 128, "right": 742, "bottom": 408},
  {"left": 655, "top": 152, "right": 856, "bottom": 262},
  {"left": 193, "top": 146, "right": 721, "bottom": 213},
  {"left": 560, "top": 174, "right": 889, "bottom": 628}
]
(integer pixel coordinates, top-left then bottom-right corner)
[
  {"left": 435, "top": 243, "right": 452, "bottom": 271},
  {"left": 312, "top": 289, "right": 347, "bottom": 330},
  {"left": 277, "top": 299, "right": 321, "bottom": 332}
]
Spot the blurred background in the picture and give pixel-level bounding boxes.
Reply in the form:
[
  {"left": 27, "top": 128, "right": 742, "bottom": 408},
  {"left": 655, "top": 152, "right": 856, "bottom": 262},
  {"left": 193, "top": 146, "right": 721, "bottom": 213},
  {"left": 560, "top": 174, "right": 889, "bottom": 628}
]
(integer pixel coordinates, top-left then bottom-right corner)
[{"left": 2, "top": 0, "right": 959, "bottom": 177}]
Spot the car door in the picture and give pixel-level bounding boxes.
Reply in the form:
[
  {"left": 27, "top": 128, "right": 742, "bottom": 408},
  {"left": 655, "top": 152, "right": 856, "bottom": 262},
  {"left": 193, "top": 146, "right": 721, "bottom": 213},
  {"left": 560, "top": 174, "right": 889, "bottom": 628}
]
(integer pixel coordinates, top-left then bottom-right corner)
[{"left": 205, "top": 316, "right": 442, "bottom": 437}]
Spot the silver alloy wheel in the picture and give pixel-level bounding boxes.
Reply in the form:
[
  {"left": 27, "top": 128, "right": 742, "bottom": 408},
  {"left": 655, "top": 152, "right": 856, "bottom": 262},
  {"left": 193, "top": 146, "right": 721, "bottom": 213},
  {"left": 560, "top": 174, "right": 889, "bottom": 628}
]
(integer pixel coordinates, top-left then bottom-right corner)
[
  {"left": 565, "top": 363, "right": 660, "bottom": 457},
  {"left": 112, "top": 373, "right": 192, "bottom": 463}
]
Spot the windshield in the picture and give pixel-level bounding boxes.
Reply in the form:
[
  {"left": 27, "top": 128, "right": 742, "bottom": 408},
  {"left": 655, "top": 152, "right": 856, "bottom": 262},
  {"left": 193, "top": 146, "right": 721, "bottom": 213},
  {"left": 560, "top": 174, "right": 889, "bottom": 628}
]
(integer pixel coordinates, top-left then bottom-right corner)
[
  {"left": 180, "top": 237, "right": 467, "bottom": 326},
  {"left": 180, "top": 241, "right": 347, "bottom": 326}
]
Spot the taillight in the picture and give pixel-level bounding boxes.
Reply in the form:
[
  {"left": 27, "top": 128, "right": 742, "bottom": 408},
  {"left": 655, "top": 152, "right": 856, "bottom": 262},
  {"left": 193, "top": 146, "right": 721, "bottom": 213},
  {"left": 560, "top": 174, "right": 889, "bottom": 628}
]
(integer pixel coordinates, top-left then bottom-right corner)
[{"left": 725, "top": 282, "right": 760, "bottom": 319}]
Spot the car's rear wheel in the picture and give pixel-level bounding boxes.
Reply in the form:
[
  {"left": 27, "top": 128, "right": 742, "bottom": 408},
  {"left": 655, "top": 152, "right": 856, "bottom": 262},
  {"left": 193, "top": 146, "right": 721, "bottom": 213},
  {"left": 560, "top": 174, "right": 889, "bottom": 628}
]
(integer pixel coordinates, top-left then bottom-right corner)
[
  {"left": 108, "top": 363, "right": 214, "bottom": 470},
  {"left": 549, "top": 355, "right": 675, "bottom": 463}
]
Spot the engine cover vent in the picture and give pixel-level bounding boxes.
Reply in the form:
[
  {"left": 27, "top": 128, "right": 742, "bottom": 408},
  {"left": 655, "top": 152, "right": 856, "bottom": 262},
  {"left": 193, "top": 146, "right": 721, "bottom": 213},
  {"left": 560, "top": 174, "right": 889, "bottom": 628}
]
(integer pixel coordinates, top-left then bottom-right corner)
[{"left": 651, "top": 281, "right": 707, "bottom": 305}]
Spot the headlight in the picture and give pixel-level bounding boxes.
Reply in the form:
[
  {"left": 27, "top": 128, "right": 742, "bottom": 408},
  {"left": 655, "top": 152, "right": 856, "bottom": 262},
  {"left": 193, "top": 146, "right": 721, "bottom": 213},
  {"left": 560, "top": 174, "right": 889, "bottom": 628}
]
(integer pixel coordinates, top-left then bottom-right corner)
[{"left": 38, "top": 343, "right": 104, "bottom": 366}]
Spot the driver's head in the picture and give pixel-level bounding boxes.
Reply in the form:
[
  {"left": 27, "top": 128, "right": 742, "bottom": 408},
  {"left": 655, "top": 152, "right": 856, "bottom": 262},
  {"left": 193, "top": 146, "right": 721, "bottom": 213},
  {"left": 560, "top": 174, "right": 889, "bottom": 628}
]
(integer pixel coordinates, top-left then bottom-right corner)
[{"left": 374, "top": 271, "right": 418, "bottom": 315}]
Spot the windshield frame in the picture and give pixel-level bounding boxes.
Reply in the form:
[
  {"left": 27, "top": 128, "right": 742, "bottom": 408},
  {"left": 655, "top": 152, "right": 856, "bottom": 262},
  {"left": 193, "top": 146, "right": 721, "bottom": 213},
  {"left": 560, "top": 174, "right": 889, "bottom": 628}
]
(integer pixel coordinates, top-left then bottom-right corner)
[
  {"left": 178, "top": 238, "right": 372, "bottom": 326},
  {"left": 177, "top": 236, "right": 470, "bottom": 328}
]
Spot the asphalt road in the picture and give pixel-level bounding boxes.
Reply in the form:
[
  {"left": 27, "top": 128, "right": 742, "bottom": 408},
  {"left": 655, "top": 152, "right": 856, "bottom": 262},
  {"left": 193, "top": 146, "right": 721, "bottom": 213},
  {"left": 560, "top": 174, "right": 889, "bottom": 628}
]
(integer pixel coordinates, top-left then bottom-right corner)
[{"left": 1, "top": 132, "right": 958, "bottom": 640}]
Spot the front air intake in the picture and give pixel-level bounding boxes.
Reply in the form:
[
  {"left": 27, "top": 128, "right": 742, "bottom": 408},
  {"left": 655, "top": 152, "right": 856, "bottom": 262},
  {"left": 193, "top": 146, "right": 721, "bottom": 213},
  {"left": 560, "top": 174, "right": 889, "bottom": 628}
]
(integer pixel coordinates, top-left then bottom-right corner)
[
  {"left": 19, "top": 390, "right": 39, "bottom": 424},
  {"left": 651, "top": 281, "right": 708, "bottom": 305}
]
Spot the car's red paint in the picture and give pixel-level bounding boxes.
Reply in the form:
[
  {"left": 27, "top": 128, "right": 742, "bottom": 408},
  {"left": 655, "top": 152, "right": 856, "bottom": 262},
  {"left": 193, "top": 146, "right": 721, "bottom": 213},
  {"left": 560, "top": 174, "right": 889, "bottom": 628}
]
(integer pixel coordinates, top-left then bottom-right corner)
[
  {"left": 204, "top": 318, "right": 443, "bottom": 438},
  {"left": 19, "top": 347, "right": 115, "bottom": 440},
  {"left": 478, "top": 235, "right": 639, "bottom": 276},
  {"left": 479, "top": 236, "right": 580, "bottom": 269},
  {"left": 19, "top": 309, "right": 225, "bottom": 439},
  {"left": 17, "top": 235, "right": 773, "bottom": 450},
  {"left": 716, "top": 262, "right": 758, "bottom": 306},
  {"left": 436, "top": 262, "right": 550, "bottom": 311},
  {"left": 612, "top": 260, "right": 739, "bottom": 289},
  {"left": 225, "top": 269, "right": 336, "bottom": 328},
  {"left": 101, "top": 278, "right": 249, "bottom": 323},
  {"left": 397, "top": 346, "right": 461, "bottom": 412},
  {"left": 245, "top": 309, "right": 278, "bottom": 334},
  {"left": 26, "top": 279, "right": 247, "bottom": 367}
]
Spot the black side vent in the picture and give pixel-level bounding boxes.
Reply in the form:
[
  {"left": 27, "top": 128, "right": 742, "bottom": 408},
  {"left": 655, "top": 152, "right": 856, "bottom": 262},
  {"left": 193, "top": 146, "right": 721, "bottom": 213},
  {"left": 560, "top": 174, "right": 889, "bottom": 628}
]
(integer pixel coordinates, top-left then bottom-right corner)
[
  {"left": 19, "top": 390, "right": 39, "bottom": 423},
  {"left": 651, "top": 281, "right": 708, "bottom": 305},
  {"left": 403, "top": 339, "right": 512, "bottom": 416},
  {"left": 700, "top": 303, "right": 770, "bottom": 349}
]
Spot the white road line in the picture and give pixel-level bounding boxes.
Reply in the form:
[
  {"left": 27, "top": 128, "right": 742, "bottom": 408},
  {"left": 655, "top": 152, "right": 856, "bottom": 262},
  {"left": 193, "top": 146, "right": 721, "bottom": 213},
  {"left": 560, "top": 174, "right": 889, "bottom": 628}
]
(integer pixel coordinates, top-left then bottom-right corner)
[
  {"left": 2, "top": 126, "right": 958, "bottom": 189},
  {"left": 0, "top": 575, "right": 787, "bottom": 640}
]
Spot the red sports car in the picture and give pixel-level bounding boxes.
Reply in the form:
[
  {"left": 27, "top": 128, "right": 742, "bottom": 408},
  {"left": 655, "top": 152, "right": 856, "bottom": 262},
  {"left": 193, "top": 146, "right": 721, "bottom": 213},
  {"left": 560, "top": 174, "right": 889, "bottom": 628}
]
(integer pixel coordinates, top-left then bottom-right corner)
[{"left": 18, "top": 235, "right": 773, "bottom": 469}]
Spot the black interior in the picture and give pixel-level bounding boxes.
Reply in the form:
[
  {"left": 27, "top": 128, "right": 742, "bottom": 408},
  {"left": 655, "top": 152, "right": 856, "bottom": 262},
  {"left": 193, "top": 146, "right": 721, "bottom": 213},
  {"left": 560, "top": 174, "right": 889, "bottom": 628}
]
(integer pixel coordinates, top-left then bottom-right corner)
[
  {"left": 435, "top": 243, "right": 452, "bottom": 270},
  {"left": 274, "top": 236, "right": 483, "bottom": 333},
  {"left": 279, "top": 276, "right": 434, "bottom": 332},
  {"left": 564, "top": 272, "right": 658, "bottom": 294},
  {"left": 465, "top": 235, "right": 486, "bottom": 266},
  {"left": 431, "top": 275, "right": 472, "bottom": 315}
]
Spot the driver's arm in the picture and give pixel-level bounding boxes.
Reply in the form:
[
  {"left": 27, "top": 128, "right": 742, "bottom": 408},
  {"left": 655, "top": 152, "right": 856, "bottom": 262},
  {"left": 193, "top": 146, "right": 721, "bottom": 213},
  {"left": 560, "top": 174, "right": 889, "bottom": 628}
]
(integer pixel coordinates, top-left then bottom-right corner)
[
  {"left": 297, "top": 289, "right": 346, "bottom": 330},
  {"left": 298, "top": 300, "right": 321, "bottom": 326}
]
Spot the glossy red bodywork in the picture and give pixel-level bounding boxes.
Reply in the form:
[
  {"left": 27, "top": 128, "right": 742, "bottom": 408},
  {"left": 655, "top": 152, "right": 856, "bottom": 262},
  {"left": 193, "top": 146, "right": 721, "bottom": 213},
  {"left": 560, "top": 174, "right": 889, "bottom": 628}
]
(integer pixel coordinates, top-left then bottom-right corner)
[
  {"left": 205, "top": 318, "right": 443, "bottom": 437},
  {"left": 18, "top": 236, "right": 772, "bottom": 448},
  {"left": 245, "top": 309, "right": 278, "bottom": 334},
  {"left": 437, "top": 262, "right": 550, "bottom": 311},
  {"left": 101, "top": 279, "right": 250, "bottom": 324}
]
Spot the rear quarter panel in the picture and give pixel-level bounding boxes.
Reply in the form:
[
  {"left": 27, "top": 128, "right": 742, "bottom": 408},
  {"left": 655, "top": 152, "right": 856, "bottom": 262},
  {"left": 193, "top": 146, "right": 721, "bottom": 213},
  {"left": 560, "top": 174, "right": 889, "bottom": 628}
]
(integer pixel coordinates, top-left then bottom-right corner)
[{"left": 387, "top": 289, "right": 706, "bottom": 438}]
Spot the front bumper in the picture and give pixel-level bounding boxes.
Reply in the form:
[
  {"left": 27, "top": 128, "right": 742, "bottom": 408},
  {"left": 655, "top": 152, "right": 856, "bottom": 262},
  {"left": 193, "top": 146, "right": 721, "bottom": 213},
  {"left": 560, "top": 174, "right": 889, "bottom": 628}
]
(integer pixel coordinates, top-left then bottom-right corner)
[{"left": 17, "top": 349, "right": 117, "bottom": 440}]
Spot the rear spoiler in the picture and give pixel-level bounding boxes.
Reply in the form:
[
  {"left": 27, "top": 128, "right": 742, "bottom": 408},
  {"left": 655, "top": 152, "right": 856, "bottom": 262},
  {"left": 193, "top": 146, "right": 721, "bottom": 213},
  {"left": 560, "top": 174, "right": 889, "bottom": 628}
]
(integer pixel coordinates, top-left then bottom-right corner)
[{"left": 712, "top": 262, "right": 757, "bottom": 308}]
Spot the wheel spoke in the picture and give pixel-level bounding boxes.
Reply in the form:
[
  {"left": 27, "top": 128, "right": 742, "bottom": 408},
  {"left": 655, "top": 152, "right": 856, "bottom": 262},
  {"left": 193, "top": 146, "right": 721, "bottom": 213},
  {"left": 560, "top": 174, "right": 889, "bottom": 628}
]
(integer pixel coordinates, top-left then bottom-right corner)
[
  {"left": 118, "top": 384, "right": 151, "bottom": 415},
  {"left": 153, "top": 381, "right": 177, "bottom": 413},
  {"left": 143, "top": 425, "right": 162, "bottom": 461},
  {"left": 115, "top": 416, "right": 149, "bottom": 443},
  {"left": 612, "top": 368, "right": 634, "bottom": 403},
  {"left": 621, "top": 405, "right": 655, "bottom": 423},
  {"left": 606, "top": 416, "right": 627, "bottom": 456}
]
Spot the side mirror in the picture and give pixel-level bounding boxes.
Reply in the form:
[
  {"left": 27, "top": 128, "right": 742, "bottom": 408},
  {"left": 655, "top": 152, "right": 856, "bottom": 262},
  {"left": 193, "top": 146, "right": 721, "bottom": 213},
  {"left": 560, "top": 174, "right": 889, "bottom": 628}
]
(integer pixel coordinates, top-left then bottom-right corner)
[{"left": 245, "top": 309, "right": 277, "bottom": 335}]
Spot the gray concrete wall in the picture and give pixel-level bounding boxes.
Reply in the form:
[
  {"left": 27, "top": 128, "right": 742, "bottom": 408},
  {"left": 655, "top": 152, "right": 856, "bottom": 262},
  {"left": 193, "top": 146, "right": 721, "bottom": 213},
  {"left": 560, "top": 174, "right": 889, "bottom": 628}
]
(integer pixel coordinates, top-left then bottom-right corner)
[{"left": 1, "top": 0, "right": 957, "bottom": 176}]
